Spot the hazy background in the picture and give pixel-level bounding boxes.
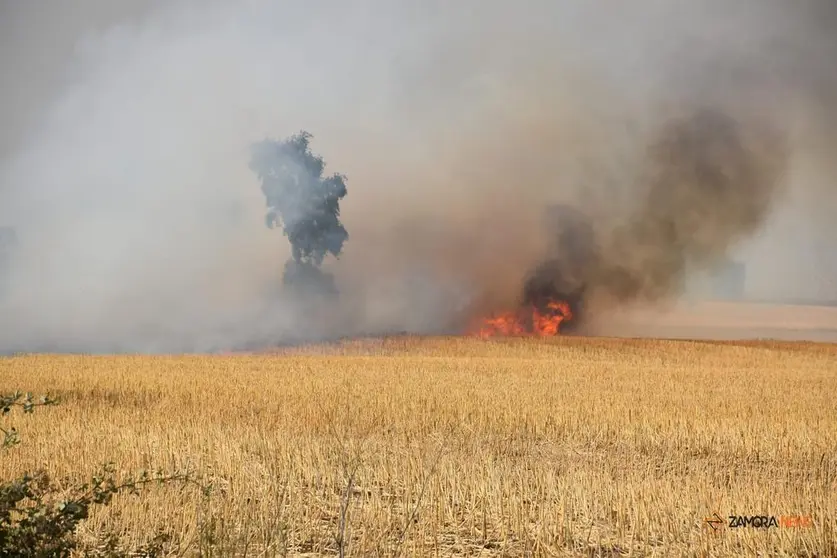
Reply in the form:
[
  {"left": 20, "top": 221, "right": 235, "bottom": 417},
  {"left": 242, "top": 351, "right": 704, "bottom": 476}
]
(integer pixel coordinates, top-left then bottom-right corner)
[{"left": 1, "top": 0, "right": 836, "bottom": 352}]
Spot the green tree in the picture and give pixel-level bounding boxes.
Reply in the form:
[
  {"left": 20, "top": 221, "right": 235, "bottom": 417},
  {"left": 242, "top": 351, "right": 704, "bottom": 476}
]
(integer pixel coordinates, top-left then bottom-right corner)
[{"left": 249, "top": 131, "right": 349, "bottom": 295}]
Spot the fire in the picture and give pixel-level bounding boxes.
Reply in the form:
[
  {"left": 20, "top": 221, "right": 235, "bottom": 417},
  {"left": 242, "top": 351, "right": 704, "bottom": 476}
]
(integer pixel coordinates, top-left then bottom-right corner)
[{"left": 471, "top": 300, "right": 573, "bottom": 338}]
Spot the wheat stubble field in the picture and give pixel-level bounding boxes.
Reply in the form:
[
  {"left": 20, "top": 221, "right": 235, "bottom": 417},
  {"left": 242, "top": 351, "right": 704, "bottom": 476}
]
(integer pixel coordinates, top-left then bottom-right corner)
[{"left": 1, "top": 334, "right": 836, "bottom": 557}]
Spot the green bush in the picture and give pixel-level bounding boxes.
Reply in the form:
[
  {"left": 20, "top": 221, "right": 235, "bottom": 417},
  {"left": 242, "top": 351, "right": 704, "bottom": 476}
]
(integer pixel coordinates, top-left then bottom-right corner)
[{"left": 0, "top": 391, "right": 201, "bottom": 557}]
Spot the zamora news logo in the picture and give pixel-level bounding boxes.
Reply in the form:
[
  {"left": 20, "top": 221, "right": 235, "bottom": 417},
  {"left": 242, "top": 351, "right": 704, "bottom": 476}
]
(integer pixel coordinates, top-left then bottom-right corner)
[{"left": 704, "top": 513, "right": 813, "bottom": 531}]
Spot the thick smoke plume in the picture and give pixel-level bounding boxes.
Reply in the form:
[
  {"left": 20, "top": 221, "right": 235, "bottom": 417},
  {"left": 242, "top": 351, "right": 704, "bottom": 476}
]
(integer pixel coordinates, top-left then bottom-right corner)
[
  {"left": 518, "top": 104, "right": 788, "bottom": 332},
  {"left": 249, "top": 131, "right": 348, "bottom": 299},
  {"left": 0, "top": 0, "right": 835, "bottom": 352},
  {"left": 602, "top": 107, "right": 786, "bottom": 301}
]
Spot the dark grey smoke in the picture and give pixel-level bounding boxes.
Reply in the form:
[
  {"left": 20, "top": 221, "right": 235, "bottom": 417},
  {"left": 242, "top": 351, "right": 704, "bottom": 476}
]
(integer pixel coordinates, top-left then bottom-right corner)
[
  {"left": 249, "top": 131, "right": 349, "bottom": 299},
  {"left": 520, "top": 205, "right": 595, "bottom": 331},
  {"left": 517, "top": 104, "right": 788, "bottom": 331},
  {"left": 601, "top": 106, "right": 786, "bottom": 299}
]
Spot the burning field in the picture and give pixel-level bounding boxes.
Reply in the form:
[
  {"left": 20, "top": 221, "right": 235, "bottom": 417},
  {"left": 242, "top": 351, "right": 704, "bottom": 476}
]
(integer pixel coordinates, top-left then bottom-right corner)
[
  {"left": 3, "top": 1, "right": 837, "bottom": 557},
  {"left": 2, "top": 0, "right": 824, "bottom": 356},
  {"left": 449, "top": 104, "right": 788, "bottom": 344},
  {"left": 470, "top": 299, "right": 574, "bottom": 338},
  {"left": 0, "top": 99, "right": 795, "bottom": 353}
]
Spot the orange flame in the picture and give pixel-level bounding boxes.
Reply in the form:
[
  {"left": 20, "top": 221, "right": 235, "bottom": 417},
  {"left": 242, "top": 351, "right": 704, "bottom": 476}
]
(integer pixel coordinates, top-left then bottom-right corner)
[{"left": 471, "top": 300, "right": 573, "bottom": 338}]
